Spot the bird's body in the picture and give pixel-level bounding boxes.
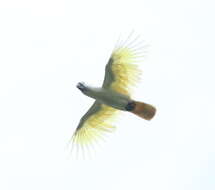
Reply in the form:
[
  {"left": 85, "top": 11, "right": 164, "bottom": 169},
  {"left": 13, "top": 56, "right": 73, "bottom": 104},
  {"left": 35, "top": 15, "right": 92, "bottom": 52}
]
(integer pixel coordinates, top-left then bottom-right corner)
[
  {"left": 81, "top": 85, "right": 131, "bottom": 111},
  {"left": 71, "top": 34, "right": 156, "bottom": 150}
]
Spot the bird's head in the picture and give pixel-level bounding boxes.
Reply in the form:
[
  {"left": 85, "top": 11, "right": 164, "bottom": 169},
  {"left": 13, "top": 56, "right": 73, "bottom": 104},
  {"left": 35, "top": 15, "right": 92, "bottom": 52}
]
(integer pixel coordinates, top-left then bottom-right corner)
[{"left": 76, "top": 82, "right": 88, "bottom": 92}]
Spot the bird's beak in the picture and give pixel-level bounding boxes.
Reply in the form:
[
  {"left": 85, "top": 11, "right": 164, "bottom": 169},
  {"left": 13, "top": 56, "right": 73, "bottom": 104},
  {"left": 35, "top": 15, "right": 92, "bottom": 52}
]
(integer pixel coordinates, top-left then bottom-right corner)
[
  {"left": 76, "top": 82, "right": 85, "bottom": 91},
  {"left": 76, "top": 82, "right": 82, "bottom": 90}
]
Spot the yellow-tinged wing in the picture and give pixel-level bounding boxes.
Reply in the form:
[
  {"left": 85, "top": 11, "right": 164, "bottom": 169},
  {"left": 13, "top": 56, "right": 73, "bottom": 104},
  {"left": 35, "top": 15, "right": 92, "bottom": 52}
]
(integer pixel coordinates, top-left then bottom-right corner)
[
  {"left": 72, "top": 101, "right": 120, "bottom": 151},
  {"left": 71, "top": 35, "right": 145, "bottom": 154},
  {"left": 102, "top": 44, "right": 143, "bottom": 96}
]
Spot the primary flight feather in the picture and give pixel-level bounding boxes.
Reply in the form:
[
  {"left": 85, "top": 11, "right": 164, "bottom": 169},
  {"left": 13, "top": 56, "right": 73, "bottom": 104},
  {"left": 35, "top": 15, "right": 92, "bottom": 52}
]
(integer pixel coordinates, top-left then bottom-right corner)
[{"left": 72, "top": 35, "right": 156, "bottom": 150}]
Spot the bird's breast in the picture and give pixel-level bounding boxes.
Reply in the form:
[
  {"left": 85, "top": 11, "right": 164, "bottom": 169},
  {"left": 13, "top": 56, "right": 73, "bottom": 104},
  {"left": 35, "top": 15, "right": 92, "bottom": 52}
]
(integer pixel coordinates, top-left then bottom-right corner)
[{"left": 86, "top": 87, "right": 130, "bottom": 111}]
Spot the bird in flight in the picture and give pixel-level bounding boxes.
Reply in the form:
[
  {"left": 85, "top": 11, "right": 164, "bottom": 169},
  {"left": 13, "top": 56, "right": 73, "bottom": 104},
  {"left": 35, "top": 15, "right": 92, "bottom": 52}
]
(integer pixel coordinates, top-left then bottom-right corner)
[{"left": 71, "top": 34, "right": 156, "bottom": 153}]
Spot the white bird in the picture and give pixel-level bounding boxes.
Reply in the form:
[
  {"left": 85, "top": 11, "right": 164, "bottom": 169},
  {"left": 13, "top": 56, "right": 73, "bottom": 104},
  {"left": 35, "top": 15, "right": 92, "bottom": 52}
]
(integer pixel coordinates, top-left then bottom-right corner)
[{"left": 72, "top": 35, "right": 156, "bottom": 150}]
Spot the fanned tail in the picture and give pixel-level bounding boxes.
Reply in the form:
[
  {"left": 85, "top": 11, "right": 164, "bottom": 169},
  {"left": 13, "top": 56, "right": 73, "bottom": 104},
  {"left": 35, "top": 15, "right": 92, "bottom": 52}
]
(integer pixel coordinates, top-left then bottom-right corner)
[{"left": 131, "top": 101, "right": 156, "bottom": 120}]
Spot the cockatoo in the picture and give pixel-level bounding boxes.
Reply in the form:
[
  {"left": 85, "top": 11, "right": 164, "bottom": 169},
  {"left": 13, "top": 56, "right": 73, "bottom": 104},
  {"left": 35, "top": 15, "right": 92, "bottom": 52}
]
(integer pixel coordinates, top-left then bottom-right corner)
[{"left": 72, "top": 35, "right": 156, "bottom": 151}]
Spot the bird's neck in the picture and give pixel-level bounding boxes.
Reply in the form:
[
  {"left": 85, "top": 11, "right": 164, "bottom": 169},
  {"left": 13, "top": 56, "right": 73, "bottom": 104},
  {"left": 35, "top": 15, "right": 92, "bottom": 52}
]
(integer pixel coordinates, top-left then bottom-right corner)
[{"left": 83, "top": 86, "right": 104, "bottom": 100}]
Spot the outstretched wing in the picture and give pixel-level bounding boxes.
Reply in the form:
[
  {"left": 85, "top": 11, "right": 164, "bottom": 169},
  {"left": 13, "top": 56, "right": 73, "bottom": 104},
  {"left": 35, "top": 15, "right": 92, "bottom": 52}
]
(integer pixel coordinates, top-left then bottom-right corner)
[
  {"left": 72, "top": 101, "right": 120, "bottom": 149},
  {"left": 72, "top": 35, "right": 145, "bottom": 152},
  {"left": 102, "top": 42, "right": 143, "bottom": 96}
]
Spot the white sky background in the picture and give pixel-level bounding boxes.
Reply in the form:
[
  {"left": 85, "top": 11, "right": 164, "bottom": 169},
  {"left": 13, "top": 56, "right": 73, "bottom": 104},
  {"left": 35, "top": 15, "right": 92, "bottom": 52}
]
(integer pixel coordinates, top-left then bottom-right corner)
[{"left": 0, "top": 0, "right": 215, "bottom": 189}]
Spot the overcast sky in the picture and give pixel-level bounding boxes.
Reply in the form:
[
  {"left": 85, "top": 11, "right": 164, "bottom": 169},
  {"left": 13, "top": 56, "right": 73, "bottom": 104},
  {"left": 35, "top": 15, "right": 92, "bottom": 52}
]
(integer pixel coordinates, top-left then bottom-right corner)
[{"left": 0, "top": 0, "right": 215, "bottom": 189}]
